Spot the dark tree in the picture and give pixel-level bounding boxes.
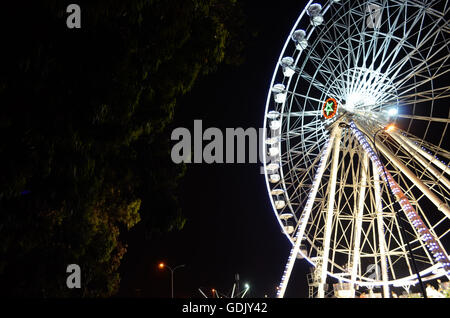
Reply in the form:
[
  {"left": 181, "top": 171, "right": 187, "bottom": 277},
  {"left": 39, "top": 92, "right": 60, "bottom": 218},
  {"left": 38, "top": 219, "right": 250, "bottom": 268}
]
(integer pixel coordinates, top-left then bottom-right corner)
[{"left": 0, "top": 0, "right": 245, "bottom": 297}]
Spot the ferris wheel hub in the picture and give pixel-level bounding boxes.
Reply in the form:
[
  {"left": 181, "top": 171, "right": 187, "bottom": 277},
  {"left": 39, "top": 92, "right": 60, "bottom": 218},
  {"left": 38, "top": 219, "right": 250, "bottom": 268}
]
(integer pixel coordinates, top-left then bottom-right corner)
[{"left": 345, "top": 91, "right": 376, "bottom": 112}]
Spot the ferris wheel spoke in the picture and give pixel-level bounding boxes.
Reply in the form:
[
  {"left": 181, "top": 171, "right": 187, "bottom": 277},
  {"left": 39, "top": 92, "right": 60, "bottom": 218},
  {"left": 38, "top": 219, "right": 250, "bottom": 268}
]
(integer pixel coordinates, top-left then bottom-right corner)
[
  {"left": 387, "top": 32, "right": 449, "bottom": 84},
  {"left": 284, "top": 110, "right": 321, "bottom": 117},
  {"left": 388, "top": 4, "right": 449, "bottom": 66},
  {"left": 395, "top": 85, "right": 450, "bottom": 106},
  {"left": 396, "top": 114, "right": 450, "bottom": 124},
  {"left": 394, "top": 53, "right": 450, "bottom": 86},
  {"left": 391, "top": 53, "right": 450, "bottom": 92},
  {"left": 285, "top": 89, "right": 327, "bottom": 105},
  {"left": 364, "top": 3, "right": 411, "bottom": 72},
  {"left": 297, "top": 70, "right": 333, "bottom": 97},
  {"left": 372, "top": 11, "right": 430, "bottom": 75},
  {"left": 361, "top": 87, "right": 450, "bottom": 112},
  {"left": 322, "top": 20, "right": 351, "bottom": 83},
  {"left": 304, "top": 50, "right": 346, "bottom": 95}
]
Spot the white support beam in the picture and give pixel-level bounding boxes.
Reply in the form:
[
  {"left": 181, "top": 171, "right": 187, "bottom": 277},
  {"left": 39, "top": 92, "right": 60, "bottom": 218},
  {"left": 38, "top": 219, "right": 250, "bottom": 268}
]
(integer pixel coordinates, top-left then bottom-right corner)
[
  {"left": 373, "top": 163, "right": 390, "bottom": 298},
  {"left": 392, "top": 131, "right": 450, "bottom": 177},
  {"left": 389, "top": 131, "right": 450, "bottom": 190},
  {"left": 318, "top": 127, "right": 342, "bottom": 298},
  {"left": 276, "top": 125, "right": 340, "bottom": 298},
  {"left": 357, "top": 124, "right": 450, "bottom": 219},
  {"left": 350, "top": 153, "right": 369, "bottom": 297}
]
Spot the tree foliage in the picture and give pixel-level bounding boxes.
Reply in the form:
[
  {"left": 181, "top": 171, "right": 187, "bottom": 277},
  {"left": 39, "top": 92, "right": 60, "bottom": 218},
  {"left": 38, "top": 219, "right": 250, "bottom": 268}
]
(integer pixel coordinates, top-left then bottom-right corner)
[{"left": 0, "top": 0, "right": 244, "bottom": 297}]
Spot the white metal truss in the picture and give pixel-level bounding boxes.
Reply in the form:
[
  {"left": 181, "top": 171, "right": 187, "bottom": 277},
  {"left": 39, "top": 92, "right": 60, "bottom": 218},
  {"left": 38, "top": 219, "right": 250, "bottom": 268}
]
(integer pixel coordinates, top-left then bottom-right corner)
[{"left": 263, "top": 0, "right": 450, "bottom": 298}]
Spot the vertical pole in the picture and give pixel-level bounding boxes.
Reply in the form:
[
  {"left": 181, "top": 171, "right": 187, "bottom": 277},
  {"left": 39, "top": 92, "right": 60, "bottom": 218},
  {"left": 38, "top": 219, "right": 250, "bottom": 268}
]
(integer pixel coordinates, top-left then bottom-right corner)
[
  {"left": 373, "top": 164, "right": 390, "bottom": 298},
  {"left": 318, "top": 126, "right": 342, "bottom": 298},
  {"left": 171, "top": 270, "right": 174, "bottom": 298},
  {"left": 350, "top": 152, "right": 369, "bottom": 297}
]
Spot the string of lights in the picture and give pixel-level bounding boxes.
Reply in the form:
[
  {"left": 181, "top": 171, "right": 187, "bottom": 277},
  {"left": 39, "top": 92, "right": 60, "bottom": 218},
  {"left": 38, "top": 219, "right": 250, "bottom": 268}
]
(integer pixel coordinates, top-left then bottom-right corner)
[
  {"left": 401, "top": 132, "right": 450, "bottom": 169},
  {"left": 276, "top": 133, "right": 333, "bottom": 297}
]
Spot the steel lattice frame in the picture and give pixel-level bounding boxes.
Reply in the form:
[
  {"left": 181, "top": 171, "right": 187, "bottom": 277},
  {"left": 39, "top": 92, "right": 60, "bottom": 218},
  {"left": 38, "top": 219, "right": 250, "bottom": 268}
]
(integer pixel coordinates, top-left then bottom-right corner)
[{"left": 262, "top": 0, "right": 450, "bottom": 298}]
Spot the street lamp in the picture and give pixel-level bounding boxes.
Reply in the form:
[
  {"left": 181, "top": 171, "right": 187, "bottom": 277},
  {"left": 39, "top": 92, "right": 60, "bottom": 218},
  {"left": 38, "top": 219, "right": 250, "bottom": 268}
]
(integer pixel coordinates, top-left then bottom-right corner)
[
  {"left": 158, "top": 262, "right": 185, "bottom": 298},
  {"left": 241, "top": 283, "right": 250, "bottom": 298}
]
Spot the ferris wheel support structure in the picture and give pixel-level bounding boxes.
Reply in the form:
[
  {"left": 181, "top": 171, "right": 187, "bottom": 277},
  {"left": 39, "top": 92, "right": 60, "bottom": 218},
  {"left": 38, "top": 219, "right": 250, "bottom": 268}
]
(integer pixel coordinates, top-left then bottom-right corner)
[
  {"left": 389, "top": 131, "right": 450, "bottom": 181},
  {"left": 350, "top": 152, "right": 369, "bottom": 297},
  {"left": 373, "top": 160, "right": 390, "bottom": 298},
  {"left": 276, "top": 124, "right": 340, "bottom": 298},
  {"left": 318, "top": 126, "right": 342, "bottom": 298}
]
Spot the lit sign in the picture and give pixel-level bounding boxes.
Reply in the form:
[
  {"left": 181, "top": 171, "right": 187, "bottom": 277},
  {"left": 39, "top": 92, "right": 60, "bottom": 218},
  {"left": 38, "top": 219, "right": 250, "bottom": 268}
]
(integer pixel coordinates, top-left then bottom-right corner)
[{"left": 322, "top": 98, "right": 338, "bottom": 119}]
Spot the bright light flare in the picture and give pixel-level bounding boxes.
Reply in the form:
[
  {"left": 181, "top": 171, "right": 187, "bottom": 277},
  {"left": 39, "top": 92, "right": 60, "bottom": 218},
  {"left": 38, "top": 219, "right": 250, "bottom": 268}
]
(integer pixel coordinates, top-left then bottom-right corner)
[
  {"left": 385, "top": 124, "right": 396, "bottom": 132},
  {"left": 345, "top": 91, "right": 376, "bottom": 112},
  {"left": 387, "top": 108, "right": 398, "bottom": 116},
  {"left": 158, "top": 262, "right": 165, "bottom": 269}
]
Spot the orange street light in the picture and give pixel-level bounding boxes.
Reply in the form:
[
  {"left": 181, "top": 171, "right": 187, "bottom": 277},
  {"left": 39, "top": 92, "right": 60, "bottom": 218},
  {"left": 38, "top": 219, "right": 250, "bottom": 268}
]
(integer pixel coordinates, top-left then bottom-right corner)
[
  {"left": 385, "top": 124, "right": 396, "bottom": 132},
  {"left": 158, "top": 262, "right": 185, "bottom": 298}
]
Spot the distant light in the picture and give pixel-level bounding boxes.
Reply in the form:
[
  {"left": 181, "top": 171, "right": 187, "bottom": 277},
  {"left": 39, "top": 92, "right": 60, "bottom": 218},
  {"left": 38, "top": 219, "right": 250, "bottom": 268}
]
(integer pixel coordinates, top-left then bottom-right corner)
[
  {"left": 387, "top": 108, "right": 398, "bottom": 116},
  {"left": 245, "top": 283, "right": 250, "bottom": 289},
  {"left": 158, "top": 262, "right": 165, "bottom": 269},
  {"left": 385, "top": 124, "right": 396, "bottom": 132}
]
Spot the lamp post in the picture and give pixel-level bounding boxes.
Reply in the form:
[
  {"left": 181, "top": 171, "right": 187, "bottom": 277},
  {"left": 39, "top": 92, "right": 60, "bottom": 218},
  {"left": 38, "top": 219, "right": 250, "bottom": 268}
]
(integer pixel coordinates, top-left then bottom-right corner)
[
  {"left": 159, "top": 262, "right": 185, "bottom": 298},
  {"left": 372, "top": 126, "right": 427, "bottom": 298}
]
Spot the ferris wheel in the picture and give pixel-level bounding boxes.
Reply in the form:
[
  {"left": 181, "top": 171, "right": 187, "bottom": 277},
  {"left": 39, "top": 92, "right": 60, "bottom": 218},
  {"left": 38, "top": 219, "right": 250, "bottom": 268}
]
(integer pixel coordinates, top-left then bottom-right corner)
[{"left": 263, "top": 0, "right": 450, "bottom": 298}]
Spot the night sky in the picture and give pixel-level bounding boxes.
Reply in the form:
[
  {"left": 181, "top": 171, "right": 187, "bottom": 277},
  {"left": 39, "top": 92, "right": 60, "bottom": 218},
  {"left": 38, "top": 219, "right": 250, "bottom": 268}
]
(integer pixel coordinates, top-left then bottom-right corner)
[{"left": 117, "top": 0, "right": 313, "bottom": 298}]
